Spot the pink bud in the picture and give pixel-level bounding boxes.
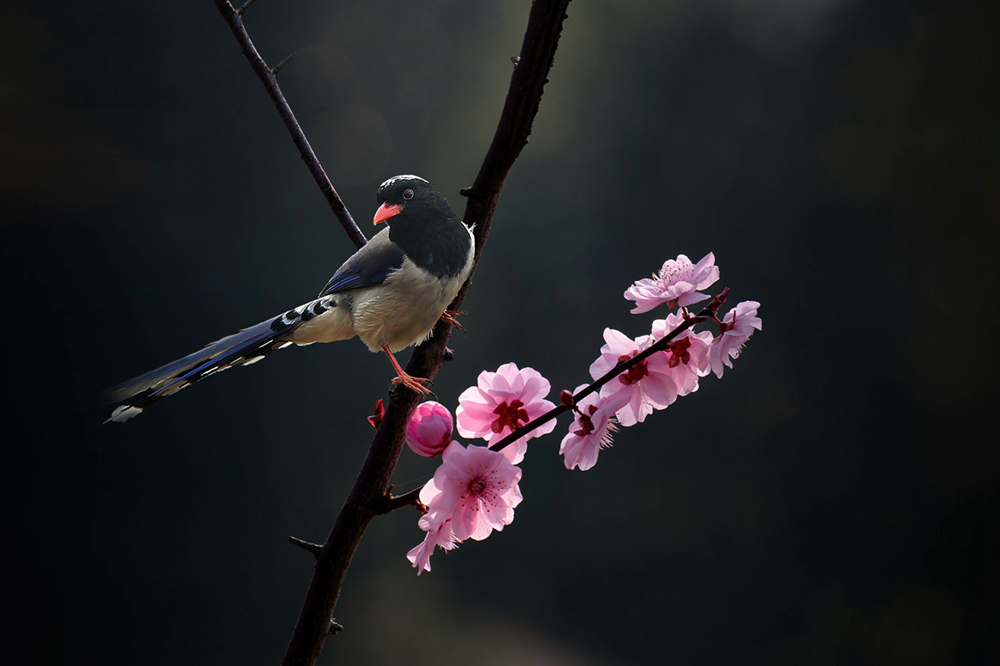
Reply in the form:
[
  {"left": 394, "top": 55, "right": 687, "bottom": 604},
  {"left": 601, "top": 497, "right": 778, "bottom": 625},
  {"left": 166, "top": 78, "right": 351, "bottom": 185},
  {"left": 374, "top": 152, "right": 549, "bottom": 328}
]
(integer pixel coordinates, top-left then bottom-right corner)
[{"left": 405, "top": 401, "right": 454, "bottom": 457}]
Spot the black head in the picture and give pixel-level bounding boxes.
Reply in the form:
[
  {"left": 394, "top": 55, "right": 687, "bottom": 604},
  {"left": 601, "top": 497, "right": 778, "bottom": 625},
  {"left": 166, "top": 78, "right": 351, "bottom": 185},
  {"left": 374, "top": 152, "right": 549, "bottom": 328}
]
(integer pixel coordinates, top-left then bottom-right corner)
[
  {"left": 374, "top": 175, "right": 458, "bottom": 224},
  {"left": 373, "top": 175, "right": 471, "bottom": 277}
]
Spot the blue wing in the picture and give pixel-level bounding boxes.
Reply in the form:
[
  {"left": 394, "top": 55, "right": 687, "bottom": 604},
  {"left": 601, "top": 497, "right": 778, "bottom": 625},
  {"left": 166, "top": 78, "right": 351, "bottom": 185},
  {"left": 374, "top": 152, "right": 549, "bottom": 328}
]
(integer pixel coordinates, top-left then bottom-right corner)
[{"left": 320, "top": 230, "right": 405, "bottom": 296}]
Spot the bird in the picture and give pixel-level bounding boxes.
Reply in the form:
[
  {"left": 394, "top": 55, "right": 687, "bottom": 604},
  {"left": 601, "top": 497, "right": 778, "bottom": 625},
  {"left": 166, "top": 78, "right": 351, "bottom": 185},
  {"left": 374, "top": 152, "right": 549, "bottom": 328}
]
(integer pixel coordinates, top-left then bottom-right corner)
[{"left": 104, "top": 175, "right": 475, "bottom": 423}]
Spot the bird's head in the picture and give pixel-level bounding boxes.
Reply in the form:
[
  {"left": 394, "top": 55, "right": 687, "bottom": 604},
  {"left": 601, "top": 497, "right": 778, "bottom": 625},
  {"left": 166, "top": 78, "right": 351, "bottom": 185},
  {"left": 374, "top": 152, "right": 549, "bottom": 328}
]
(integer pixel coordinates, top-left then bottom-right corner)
[
  {"left": 373, "top": 175, "right": 457, "bottom": 227},
  {"left": 372, "top": 174, "right": 471, "bottom": 277}
]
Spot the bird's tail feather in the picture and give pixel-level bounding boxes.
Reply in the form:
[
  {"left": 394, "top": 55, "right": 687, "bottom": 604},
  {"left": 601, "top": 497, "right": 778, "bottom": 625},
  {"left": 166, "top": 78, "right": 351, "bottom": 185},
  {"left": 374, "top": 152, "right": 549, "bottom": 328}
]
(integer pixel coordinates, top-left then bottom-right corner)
[{"left": 103, "top": 296, "right": 337, "bottom": 422}]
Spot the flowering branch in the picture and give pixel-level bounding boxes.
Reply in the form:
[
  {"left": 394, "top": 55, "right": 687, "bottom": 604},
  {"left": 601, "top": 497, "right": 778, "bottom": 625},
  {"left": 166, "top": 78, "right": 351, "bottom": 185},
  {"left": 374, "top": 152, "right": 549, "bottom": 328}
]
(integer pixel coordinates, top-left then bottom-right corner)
[
  {"left": 212, "top": 0, "right": 367, "bottom": 249},
  {"left": 379, "top": 289, "right": 730, "bottom": 515},
  {"left": 399, "top": 251, "right": 761, "bottom": 574},
  {"left": 487, "top": 294, "right": 724, "bottom": 455}
]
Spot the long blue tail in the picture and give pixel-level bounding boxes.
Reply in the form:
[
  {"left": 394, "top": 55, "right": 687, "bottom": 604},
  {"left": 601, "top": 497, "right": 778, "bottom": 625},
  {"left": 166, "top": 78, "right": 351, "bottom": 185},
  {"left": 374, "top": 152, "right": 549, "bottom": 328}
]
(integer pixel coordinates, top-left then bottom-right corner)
[{"left": 103, "top": 297, "right": 333, "bottom": 422}]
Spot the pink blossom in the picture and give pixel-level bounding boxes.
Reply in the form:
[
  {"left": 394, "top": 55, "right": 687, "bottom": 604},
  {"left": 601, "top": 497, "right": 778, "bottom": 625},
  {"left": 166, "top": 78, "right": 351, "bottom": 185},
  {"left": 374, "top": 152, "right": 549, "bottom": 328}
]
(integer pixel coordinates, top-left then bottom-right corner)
[
  {"left": 405, "top": 401, "right": 453, "bottom": 457},
  {"left": 589, "top": 329, "right": 679, "bottom": 427},
  {"left": 456, "top": 362, "right": 556, "bottom": 464},
  {"left": 709, "top": 300, "right": 762, "bottom": 378},
  {"left": 651, "top": 313, "right": 714, "bottom": 396},
  {"left": 422, "top": 441, "right": 523, "bottom": 542},
  {"left": 406, "top": 515, "right": 457, "bottom": 575},
  {"left": 559, "top": 386, "right": 626, "bottom": 471},
  {"left": 624, "top": 252, "right": 720, "bottom": 313}
]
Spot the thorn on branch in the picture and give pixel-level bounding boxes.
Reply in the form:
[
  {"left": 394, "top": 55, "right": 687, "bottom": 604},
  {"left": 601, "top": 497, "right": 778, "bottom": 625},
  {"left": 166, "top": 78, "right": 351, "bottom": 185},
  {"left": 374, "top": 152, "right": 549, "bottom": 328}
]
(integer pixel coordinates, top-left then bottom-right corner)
[
  {"left": 459, "top": 186, "right": 474, "bottom": 197},
  {"left": 271, "top": 52, "right": 297, "bottom": 75},
  {"left": 511, "top": 56, "right": 521, "bottom": 67},
  {"left": 237, "top": 0, "right": 262, "bottom": 15},
  {"left": 289, "top": 536, "right": 322, "bottom": 557},
  {"left": 329, "top": 619, "right": 344, "bottom": 635},
  {"left": 371, "top": 487, "right": 425, "bottom": 515},
  {"left": 442, "top": 347, "right": 455, "bottom": 363}
]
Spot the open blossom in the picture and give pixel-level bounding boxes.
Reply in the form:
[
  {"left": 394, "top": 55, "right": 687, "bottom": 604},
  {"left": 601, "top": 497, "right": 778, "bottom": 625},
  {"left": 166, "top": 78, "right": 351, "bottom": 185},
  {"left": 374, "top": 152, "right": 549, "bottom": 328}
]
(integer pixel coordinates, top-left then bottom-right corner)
[
  {"left": 406, "top": 515, "right": 457, "bottom": 575},
  {"left": 624, "top": 252, "right": 720, "bottom": 313},
  {"left": 651, "top": 313, "right": 714, "bottom": 396},
  {"left": 456, "top": 362, "right": 556, "bottom": 464},
  {"left": 559, "top": 386, "right": 627, "bottom": 471},
  {"left": 590, "top": 329, "right": 679, "bottom": 427},
  {"left": 422, "top": 441, "right": 523, "bottom": 542},
  {"left": 709, "top": 300, "right": 762, "bottom": 378},
  {"left": 405, "top": 401, "right": 453, "bottom": 457}
]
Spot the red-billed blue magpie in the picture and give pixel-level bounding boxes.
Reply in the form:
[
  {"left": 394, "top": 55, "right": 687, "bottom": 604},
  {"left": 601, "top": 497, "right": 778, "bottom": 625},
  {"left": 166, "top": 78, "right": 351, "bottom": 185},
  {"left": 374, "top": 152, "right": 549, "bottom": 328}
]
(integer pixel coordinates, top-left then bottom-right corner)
[{"left": 105, "top": 175, "right": 474, "bottom": 422}]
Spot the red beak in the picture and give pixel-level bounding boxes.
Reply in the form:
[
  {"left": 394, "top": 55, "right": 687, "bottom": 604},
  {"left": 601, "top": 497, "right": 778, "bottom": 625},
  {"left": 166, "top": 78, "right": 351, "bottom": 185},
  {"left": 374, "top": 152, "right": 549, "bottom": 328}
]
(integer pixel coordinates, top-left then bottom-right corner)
[{"left": 373, "top": 202, "right": 403, "bottom": 225}]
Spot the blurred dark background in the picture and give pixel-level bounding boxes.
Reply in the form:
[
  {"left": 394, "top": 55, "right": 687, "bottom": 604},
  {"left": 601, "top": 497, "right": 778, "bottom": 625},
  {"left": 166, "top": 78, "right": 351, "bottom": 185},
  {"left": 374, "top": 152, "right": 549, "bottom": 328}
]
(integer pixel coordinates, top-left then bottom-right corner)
[{"left": 3, "top": 0, "right": 996, "bottom": 664}]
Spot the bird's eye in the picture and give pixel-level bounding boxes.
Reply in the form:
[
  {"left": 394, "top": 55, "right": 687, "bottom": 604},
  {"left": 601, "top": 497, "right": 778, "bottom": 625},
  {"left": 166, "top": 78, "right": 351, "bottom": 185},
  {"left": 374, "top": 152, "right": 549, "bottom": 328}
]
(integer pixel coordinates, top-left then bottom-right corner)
[{"left": 402, "top": 188, "right": 414, "bottom": 201}]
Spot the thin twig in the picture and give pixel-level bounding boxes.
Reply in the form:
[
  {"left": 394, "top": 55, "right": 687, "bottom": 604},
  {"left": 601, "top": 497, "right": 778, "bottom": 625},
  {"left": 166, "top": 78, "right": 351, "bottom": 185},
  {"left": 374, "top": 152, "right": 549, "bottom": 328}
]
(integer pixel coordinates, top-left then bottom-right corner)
[
  {"left": 237, "top": 0, "right": 261, "bottom": 15},
  {"left": 213, "top": 0, "right": 367, "bottom": 249},
  {"left": 288, "top": 536, "right": 323, "bottom": 557},
  {"left": 371, "top": 487, "right": 425, "bottom": 515},
  {"left": 272, "top": 52, "right": 297, "bottom": 75}
]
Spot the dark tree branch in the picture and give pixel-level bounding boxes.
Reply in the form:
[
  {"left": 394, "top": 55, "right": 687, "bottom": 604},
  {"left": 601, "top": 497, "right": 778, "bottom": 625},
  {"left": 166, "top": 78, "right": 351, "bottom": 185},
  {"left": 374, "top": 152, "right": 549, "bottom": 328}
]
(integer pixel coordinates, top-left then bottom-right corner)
[
  {"left": 213, "top": 0, "right": 367, "bottom": 249},
  {"left": 277, "top": 2, "right": 572, "bottom": 664}
]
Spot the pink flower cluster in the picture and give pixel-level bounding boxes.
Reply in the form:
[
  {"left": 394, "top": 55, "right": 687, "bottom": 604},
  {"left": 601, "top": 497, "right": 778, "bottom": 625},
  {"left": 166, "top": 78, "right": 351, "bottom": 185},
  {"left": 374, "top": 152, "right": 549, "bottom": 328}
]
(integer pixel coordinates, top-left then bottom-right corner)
[
  {"left": 404, "top": 252, "right": 761, "bottom": 574},
  {"left": 405, "top": 362, "right": 549, "bottom": 574},
  {"left": 562, "top": 253, "right": 759, "bottom": 470}
]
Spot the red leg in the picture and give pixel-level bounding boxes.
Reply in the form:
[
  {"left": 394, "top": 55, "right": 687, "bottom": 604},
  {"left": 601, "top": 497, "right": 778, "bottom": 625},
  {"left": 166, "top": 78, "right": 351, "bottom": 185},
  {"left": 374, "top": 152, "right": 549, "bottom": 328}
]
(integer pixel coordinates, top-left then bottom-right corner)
[{"left": 381, "top": 345, "right": 432, "bottom": 395}]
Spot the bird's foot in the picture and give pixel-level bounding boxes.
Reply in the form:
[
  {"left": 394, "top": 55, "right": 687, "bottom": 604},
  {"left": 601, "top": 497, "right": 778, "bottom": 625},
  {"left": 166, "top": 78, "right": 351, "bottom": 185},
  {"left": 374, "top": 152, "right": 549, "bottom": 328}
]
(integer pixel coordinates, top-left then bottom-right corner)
[
  {"left": 381, "top": 344, "right": 433, "bottom": 395},
  {"left": 441, "top": 310, "right": 467, "bottom": 336},
  {"left": 390, "top": 371, "right": 433, "bottom": 395}
]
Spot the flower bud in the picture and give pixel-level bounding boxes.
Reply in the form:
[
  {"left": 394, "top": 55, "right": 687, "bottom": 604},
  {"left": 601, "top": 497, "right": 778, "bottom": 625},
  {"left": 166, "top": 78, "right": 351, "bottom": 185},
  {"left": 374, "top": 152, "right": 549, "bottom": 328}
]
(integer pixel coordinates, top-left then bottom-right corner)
[{"left": 406, "top": 401, "right": 454, "bottom": 457}]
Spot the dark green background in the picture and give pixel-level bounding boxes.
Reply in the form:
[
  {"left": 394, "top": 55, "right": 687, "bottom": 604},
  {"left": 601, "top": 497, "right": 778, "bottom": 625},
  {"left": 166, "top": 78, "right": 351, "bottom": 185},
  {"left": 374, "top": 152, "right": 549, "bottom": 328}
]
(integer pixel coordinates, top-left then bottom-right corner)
[{"left": 3, "top": 0, "right": 995, "bottom": 663}]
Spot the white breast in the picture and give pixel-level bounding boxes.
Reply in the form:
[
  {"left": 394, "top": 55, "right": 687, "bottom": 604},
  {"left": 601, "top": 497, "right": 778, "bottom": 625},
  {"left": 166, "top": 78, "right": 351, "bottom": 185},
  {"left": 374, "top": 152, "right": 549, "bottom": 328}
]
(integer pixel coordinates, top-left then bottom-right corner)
[{"left": 352, "top": 253, "right": 470, "bottom": 353}]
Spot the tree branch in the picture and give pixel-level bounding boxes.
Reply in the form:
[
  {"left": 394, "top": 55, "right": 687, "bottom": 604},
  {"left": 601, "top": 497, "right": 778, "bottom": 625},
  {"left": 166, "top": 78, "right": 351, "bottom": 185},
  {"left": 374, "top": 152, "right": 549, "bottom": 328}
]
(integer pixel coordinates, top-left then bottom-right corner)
[
  {"left": 277, "top": 2, "right": 572, "bottom": 664},
  {"left": 213, "top": 0, "right": 367, "bottom": 249}
]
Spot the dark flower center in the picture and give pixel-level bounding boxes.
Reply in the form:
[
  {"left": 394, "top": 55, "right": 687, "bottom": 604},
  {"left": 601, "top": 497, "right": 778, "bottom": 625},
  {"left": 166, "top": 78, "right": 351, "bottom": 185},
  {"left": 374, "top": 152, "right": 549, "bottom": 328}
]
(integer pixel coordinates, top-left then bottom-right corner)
[
  {"left": 617, "top": 353, "right": 649, "bottom": 386},
  {"left": 492, "top": 400, "right": 529, "bottom": 433},
  {"left": 666, "top": 337, "right": 692, "bottom": 368},
  {"left": 574, "top": 405, "right": 599, "bottom": 437},
  {"left": 469, "top": 478, "right": 487, "bottom": 495}
]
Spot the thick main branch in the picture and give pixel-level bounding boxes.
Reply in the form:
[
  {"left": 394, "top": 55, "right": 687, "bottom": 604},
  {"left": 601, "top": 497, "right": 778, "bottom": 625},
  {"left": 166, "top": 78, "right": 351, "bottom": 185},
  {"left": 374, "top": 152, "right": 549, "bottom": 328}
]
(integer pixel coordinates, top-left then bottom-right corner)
[{"left": 276, "top": 2, "right": 572, "bottom": 665}]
